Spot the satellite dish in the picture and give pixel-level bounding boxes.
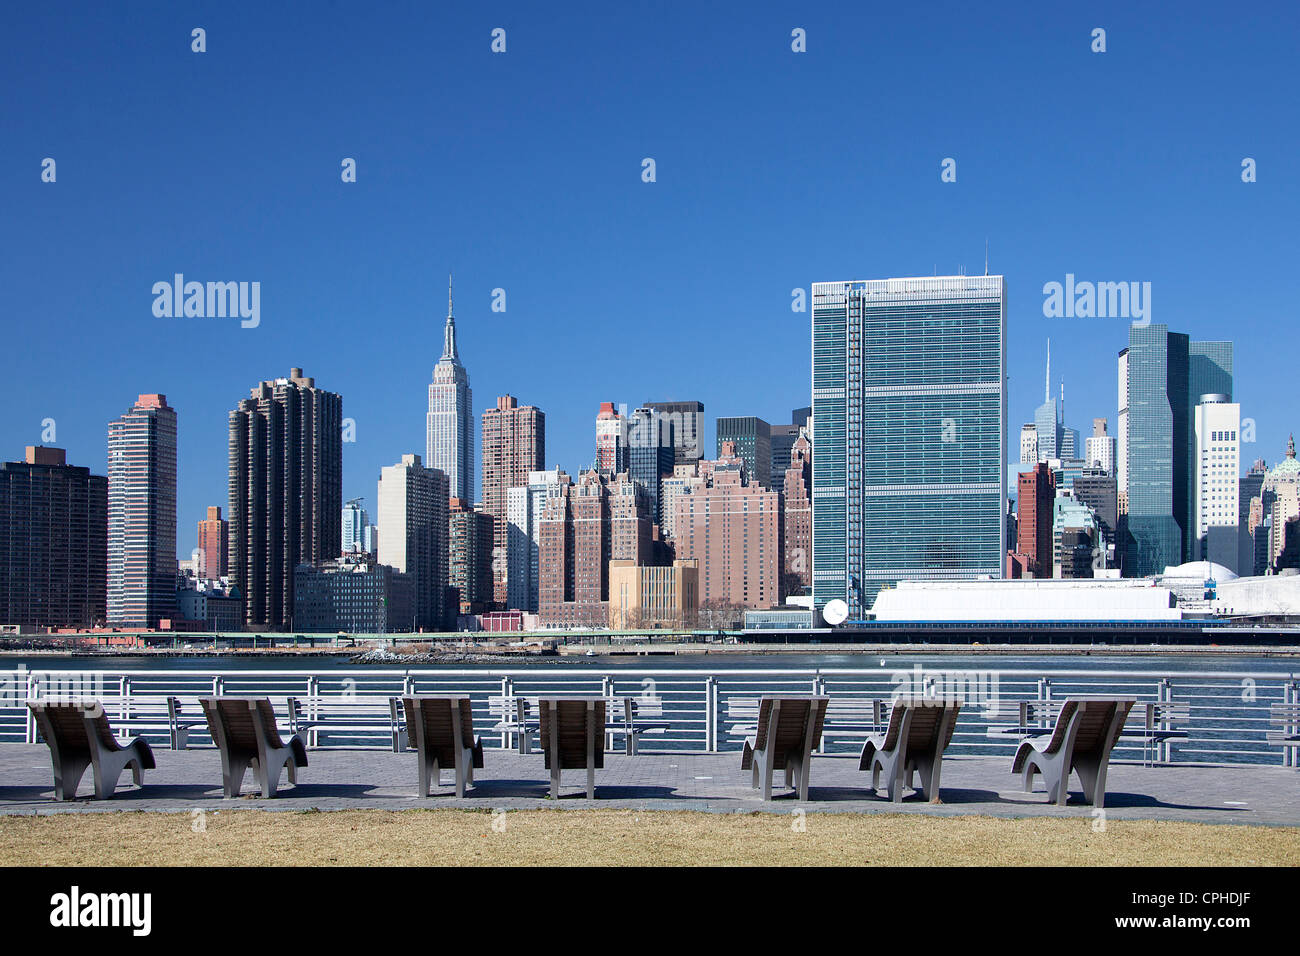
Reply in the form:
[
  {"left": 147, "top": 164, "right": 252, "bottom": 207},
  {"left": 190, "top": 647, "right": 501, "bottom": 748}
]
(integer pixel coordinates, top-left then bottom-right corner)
[{"left": 822, "top": 599, "right": 849, "bottom": 626}]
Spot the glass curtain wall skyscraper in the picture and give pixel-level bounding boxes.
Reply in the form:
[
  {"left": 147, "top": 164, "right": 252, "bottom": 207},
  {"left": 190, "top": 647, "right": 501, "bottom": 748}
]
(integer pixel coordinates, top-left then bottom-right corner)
[
  {"left": 427, "top": 275, "right": 474, "bottom": 503},
  {"left": 811, "top": 276, "right": 1006, "bottom": 615},
  {"left": 1118, "top": 325, "right": 1231, "bottom": 575}
]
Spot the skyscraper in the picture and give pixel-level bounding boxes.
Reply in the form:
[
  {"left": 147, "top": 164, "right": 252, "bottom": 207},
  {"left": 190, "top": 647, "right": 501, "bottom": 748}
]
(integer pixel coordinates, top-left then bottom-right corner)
[
  {"left": 1193, "top": 395, "right": 1240, "bottom": 570},
  {"left": 481, "top": 395, "right": 545, "bottom": 604},
  {"left": 594, "top": 402, "right": 628, "bottom": 473},
  {"left": 1014, "top": 463, "right": 1056, "bottom": 578},
  {"left": 107, "top": 394, "right": 177, "bottom": 628},
  {"left": 427, "top": 275, "right": 474, "bottom": 503},
  {"left": 675, "top": 441, "right": 783, "bottom": 610},
  {"left": 783, "top": 431, "right": 813, "bottom": 595},
  {"left": 377, "top": 454, "right": 449, "bottom": 630},
  {"left": 715, "top": 416, "right": 772, "bottom": 490},
  {"left": 506, "top": 468, "right": 568, "bottom": 612},
  {"left": 0, "top": 447, "right": 107, "bottom": 628},
  {"left": 341, "top": 498, "right": 368, "bottom": 554},
  {"left": 812, "top": 276, "right": 1006, "bottom": 614},
  {"left": 1117, "top": 326, "right": 1231, "bottom": 575},
  {"left": 197, "top": 505, "right": 228, "bottom": 578},
  {"left": 1033, "top": 341, "right": 1063, "bottom": 462},
  {"left": 228, "top": 368, "right": 343, "bottom": 630},
  {"left": 1085, "top": 418, "right": 1116, "bottom": 475},
  {"left": 644, "top": 400, "right": 705, "bottom": 465},
  {"left": 539, "top": 471, "right": 653, "bottom": 627},
  {"left": 448, "top": 497, "right": 496, "bottom": 615},
  {"left": 627, "top": 406, "right": 674, "bottom": 525}
]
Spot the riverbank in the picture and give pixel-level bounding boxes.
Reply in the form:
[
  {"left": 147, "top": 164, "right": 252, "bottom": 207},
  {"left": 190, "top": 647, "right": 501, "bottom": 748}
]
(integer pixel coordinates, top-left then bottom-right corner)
[{"left": 4, "top": 641, "right": 1299, "bottom": 660}]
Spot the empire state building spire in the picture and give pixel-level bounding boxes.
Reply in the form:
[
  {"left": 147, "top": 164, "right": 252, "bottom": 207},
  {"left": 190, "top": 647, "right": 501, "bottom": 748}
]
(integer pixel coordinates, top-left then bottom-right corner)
[{"left": 441, "top": 272, "right": 460, "bottom": 362}]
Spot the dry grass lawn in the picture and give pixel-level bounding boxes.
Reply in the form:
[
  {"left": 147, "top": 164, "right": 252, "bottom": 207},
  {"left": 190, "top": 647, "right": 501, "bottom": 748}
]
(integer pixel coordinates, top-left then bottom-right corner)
[{"left": 3, "top": 809, "right": 1298, "bottom": 866}]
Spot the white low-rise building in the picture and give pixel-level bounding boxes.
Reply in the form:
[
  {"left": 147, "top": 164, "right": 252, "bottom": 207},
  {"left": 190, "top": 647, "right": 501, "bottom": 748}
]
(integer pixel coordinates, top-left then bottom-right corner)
[{"left": 870, "top": 578, "right": 1180, "bottom": 622}]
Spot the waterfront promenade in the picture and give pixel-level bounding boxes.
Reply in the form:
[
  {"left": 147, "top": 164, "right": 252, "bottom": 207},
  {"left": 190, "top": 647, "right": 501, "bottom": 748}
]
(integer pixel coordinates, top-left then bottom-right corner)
[{"left": 2, "top": 745, "right": 1296, "bottom": 826}]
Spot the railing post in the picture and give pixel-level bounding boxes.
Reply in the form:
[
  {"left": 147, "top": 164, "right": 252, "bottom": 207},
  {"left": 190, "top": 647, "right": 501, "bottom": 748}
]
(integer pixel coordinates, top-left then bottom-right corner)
[
  {"left": 502, "top": 677, "right": 513, "bottom": 750},
  {"left": 1288, "top": 680, "right": 1299, "bottom": 769},
  {"left": 25, "top": 670, "right": 37, "bottom": 744},
  {"left": 706, "top": 677, "right": 717, "bottom": 752},
  {"left": 212, "top": 676, "right": 223, "bottom": 697},
  {"left": 1159, "top": 678, "right": 1173, "bottom": 764},
  {"left": 813, "top": 675, "right": 826, "bottom": 754},
  {"left": 120, "top": 676, "right": 130, "bottom": 722},
  {"left": 601, "top": 676, "right": 614, "bottom": 751}
]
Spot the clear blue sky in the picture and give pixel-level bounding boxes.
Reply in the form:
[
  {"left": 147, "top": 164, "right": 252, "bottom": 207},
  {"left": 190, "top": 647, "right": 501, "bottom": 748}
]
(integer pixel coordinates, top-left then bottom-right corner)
[{"left": 3, "top": 1, "right": 1297, "bottom": 558}]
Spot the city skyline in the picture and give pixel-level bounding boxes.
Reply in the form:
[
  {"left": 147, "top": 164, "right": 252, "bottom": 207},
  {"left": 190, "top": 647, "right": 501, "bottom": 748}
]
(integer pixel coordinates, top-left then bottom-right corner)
[{"left": 4, "top": 5, "right": 1297, "bottom": 556}]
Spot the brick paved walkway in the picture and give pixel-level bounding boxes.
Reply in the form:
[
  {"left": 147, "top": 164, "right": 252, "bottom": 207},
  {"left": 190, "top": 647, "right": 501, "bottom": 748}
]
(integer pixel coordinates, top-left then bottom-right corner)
[{"left": 3, "top": 744, "right": 1297, "bottom": 826}]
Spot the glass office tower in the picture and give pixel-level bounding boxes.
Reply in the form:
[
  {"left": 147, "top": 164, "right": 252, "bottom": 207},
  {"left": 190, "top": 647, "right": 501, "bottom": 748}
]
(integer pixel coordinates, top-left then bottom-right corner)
[
  {"left": 811, "top": 276, "right": 1006, "bottom": 616},
  {"left": 1119, "top": 326, "right": 1232, "bottom": 575}
]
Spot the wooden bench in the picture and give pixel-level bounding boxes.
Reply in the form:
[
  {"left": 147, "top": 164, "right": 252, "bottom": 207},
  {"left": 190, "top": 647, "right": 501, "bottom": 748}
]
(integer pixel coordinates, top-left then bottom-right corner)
[
  {"left": 730, "top": 696, "right": 888, "bottom": 752},
  {"left": 286, "top": 696, "right": 406, "bottom": 751},
  {"left": 1267, "top": 703, "right": 1300, "bottom": 766},
  {"left": 489, "top": 695, "right": 668, "bottom": 755},
  {"left": 988, "top": 698, "right": 1188, "bottom": 764}
]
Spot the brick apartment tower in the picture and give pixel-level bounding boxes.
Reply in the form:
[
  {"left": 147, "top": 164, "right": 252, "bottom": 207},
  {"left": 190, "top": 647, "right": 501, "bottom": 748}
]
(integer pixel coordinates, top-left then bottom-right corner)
[
  {"left": 674, "top": 442, "right": 783, "bottom": 610},
  {"left": 228, "top": 369, "right": 343, "bottom": 631},
  {"left": 107, "top": 394, "right": 178, "bottom": 628},
  {"left": 0, "top": 447, "right": 107, "bottom": 627},
  {"left": 480, "top": 395, "right": 545, "bottom": 605},
  {"left": 197, "top": 505, "right": 228, "bottom": 579},
  {"left": 539, "top": 471, "right": 653, "bottom": 627},
  {"left": 448, "top": 497, "right": 496, "bottom": 614},
  {"left": 1015, "top": 462, "right": 1056, "bottom": 578},
  {"left": 782, "top": 431, "right": 812, "bottom": 595}
]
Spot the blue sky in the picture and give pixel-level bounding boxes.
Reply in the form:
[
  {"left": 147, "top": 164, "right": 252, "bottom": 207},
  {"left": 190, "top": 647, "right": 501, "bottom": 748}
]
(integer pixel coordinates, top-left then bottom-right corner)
[{"left": 3, "top": 1, "right": 1297, "bottom": 558}]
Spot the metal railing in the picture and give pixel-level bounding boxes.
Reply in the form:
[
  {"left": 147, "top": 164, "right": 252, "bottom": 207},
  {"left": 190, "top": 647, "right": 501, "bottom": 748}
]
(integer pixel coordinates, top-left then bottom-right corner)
[{"left": 2, "top": 666, "right": 1296, "bottom": 767}]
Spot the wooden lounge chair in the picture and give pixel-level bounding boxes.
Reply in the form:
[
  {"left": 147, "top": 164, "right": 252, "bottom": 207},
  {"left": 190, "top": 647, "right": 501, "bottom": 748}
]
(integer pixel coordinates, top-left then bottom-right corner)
[
  {"left": 28, "top": 700, "right": 156, "bottom": 800},
  {"left": 740, "top": 695, "right": 829, "bottom": 800},
  {"left": 1011, "top": 697, "right": 1135, "bottom": 807},
  {"left": 402, "top": 695, "right": 484, "bottom": 798},
  {"left": 538, "top": 697, "right": 605, "bottom": 799},
  {"left": 200, "top": 697, "right": 308, "bottom": 798},
  {"left": 858, "top": 696, "right": 962, "bottom": 803}
]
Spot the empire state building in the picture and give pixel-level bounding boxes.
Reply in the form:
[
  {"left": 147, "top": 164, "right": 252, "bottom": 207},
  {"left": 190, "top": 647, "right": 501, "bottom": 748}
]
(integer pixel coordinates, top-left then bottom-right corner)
[{"left": 427, "top": 275, "right": 474, "bottom": 503}]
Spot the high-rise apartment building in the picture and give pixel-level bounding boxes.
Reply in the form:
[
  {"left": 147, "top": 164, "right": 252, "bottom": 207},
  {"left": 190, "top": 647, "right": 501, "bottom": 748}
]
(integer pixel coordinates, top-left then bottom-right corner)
[
  {"left": 108, "top": 394, "right": 177, "bottom": 628},
  {"left": 377, "top": 454, "right": 449, "bottom": 631},
  {"left": 644, "top": 400, "right": 704, "bottom": 465},
  {"left": 783, "top": 431, "right": 813, "bottom": 595},
  {"left": 481, "top": 395, "right": 545, "bottom": 604},
  {"left": 448, "top": 497, "right": 496, "bottom": 614},
  {"left": 197, "top": 505, "right": 228, "bottom": 578},
  {"left": 538, "top": 471, "right": 653, "bottom": 627},
  {"left": 716, "top": 416, "right": 772, "bottom": 490},
  {"left": 812, "top": 276, "right": 1006, "bottom": 614},
  {"left": 506, "top": 468, "right": 568, "bottom": 612},
  {"left": 675, "top": 442, "right": 783, "bottom": 610},
  {"left": 1014, "top": 463, "right": 1056, "bottom": 578},
  {"left": 0, "top": 447, "right": 107, "bottom": 628},
  {"left": 595, "top": 402, "right": 628, "bottom": 473},
  {"left": 228, "top": 368, "right": 343, "bottom": 630},
  {"left": 427, "top": 276, "right": 474, "bottom": 503}
]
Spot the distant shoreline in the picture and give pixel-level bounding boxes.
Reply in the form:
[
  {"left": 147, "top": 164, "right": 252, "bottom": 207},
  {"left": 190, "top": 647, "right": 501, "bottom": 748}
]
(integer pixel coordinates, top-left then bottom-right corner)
[{"left": 3, "top": 642, "right": 1299, "bottom": 660}]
